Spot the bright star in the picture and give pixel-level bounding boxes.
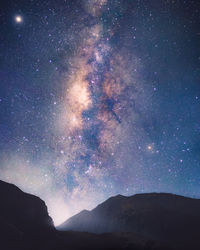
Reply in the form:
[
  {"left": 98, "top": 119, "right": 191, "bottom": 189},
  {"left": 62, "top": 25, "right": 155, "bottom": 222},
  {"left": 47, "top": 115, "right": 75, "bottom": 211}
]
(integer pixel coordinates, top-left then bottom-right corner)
[
  {"left": 15, "top": 15, "right": 23, "bottom": 23},
  {"left": 147, "top": 145, "right": 152, "bottom": 150}
]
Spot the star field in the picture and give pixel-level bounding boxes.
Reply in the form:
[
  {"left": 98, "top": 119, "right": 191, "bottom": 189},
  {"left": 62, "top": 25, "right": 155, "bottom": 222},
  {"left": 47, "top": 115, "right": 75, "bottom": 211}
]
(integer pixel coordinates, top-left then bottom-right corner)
[{"left": 0, "top": 0, "right": 200, "bottom": 225}]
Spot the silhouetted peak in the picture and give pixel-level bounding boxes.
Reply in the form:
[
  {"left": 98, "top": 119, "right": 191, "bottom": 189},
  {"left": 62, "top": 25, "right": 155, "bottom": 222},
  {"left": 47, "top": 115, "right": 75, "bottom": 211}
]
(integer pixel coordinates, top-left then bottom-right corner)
[
  {"left": 0, "top": 180, "right": 55, "bottom": 237},
  {"left": 59, "top": 191, "right": 200, "bottom": 249}
]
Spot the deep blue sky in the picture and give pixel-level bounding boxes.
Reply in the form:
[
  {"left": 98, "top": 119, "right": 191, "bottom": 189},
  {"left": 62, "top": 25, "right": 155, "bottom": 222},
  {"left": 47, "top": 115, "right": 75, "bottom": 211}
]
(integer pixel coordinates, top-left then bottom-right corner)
[{"left": 0, "top": 0, "right": 200, "bottom": 224}]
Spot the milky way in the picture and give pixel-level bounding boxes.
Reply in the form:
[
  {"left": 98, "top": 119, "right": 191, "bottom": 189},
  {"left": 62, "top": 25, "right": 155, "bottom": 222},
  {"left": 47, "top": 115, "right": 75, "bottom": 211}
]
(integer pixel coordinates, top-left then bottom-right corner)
[
  {"left": 50, "top": 0, "right": 152, "bottom": 223},
  {"left": 0, "top": 0, "right": 200, "bottom": 225}
]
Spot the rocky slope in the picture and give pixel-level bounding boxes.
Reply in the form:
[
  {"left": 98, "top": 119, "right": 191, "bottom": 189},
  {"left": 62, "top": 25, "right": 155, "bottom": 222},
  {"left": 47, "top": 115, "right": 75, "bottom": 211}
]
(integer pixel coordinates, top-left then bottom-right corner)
[
  {"left": 0, "top": 180, "right": 54, "bottom": 234},
  {"left": 0, "top": 180, "right": 55, "bottom": 249}
]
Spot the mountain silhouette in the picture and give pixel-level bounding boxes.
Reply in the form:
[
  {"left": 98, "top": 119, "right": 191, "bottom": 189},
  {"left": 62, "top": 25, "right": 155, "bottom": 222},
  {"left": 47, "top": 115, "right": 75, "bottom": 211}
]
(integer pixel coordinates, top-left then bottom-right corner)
[
  {"left": 0, "top": 180, "right": 156, "bottom": 250},
  {"left": 59, "top": 193, "right": 200, "bottom": 248},
  {"left": 1, "top": 180, "right": 200, "bottom": 250},
  {"left": 0, "top": 180, "right": 55, "bottom": 249}
]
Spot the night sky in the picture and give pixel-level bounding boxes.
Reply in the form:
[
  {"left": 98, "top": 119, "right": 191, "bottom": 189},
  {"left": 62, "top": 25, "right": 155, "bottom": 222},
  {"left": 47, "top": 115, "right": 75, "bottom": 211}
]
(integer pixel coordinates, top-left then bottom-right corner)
[{"left": 0, "top": 0, "right": 200, "bottom": 225}]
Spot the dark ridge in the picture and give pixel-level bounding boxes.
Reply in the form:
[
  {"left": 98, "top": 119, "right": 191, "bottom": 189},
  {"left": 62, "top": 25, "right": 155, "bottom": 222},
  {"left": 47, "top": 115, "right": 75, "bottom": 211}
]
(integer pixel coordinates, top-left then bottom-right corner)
[
  {"left": 1, "top": 180, "right": 200, "bottom": 250},
  {"left": 59, "top": 192, "right": 200, "bottom": 249}
]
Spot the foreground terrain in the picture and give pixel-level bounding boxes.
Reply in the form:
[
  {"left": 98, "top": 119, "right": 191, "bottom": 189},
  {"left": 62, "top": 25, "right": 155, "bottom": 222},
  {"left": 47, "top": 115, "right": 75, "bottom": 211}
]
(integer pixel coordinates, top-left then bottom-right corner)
[
  {"left": 59, "top": 192, "right": 200, "bottom": 248},
  {"left": 0, "top": 180, "right": 199, "bottom": 250}
]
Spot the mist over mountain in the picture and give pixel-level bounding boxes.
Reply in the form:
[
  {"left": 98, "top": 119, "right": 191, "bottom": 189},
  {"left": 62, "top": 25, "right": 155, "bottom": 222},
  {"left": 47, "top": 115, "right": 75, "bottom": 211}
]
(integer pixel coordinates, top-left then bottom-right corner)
[
  {"left": 1, "top": 180, "right": 200, "bottom": 249},
  {"left": 0, "top": 180, "right": 157, "bottom": 250},
  {"left": 59, "top": 193, "right": 200, "bottom": 248}
]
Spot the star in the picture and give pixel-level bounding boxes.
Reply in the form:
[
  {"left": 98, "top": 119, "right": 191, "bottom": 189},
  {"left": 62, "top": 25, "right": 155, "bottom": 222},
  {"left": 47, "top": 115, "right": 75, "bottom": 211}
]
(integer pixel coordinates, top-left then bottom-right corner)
[
  {"left": 0, "top": 0, "right": 199, "bottom": 226},
  {"left": 15, "top": 15, "right": 23, "bottom": 23}
]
